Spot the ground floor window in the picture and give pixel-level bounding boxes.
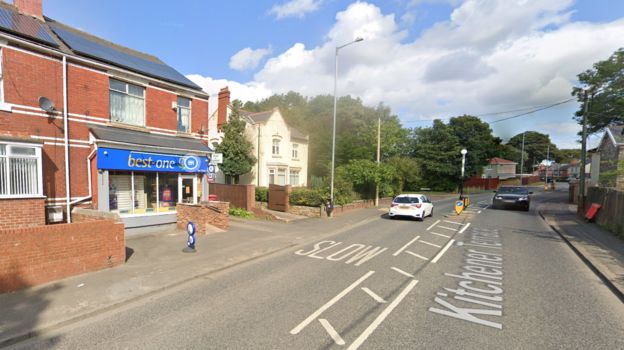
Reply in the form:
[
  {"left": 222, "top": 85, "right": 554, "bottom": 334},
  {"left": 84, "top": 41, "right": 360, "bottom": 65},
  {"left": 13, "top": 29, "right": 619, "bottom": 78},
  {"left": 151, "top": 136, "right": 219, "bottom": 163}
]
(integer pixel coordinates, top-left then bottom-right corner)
[
  {"left": 109, "top": 171, "right": 190, "bottom": 215},
  {"left": 269, "top": 169, "right": 275, "bottom": 184},
  {"left": 277, "top": 168, "right": 286, "bottom": 185},
  {"left": 289, "top": 170, "right": 300, "bottom": 186},
  {"left": 0, "top": 142, "right": 43, "bottom": 198}
]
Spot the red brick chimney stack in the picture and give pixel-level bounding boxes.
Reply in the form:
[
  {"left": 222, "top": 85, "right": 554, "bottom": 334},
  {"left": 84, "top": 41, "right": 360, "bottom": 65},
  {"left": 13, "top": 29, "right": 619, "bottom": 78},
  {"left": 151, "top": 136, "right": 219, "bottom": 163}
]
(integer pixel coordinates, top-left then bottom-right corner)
[
  {"left": 217, "top": 87, "right": 230, "bottom": 131},
  {"left": 14, "top": 0, "right": 43, "bottom": 20}
]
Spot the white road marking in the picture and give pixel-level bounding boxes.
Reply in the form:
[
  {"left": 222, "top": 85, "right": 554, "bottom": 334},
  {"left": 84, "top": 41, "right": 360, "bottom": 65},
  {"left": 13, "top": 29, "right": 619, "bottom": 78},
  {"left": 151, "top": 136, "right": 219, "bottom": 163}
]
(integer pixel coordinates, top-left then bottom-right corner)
[
  {"left": 393, "top": 236, "right": 421, "bottom": 256},
  {"left": 438, "top": 225, "right": 459, "bottom": 231},
  {"left": 347, "top": 279, "right": 419, "bottom": 350},
  {"left": 483, "top": 205, "right": 490, "bottom": 210},
  {"left": 426, "top": 219, "right": 441, "bottom": 231},
  {"left": 391, "top": 267, "right": 415, "bottom": 278},
  {"left": 290, "top": 271, "right": 375, "bottom": 335},
  {"left": 478, "top": 210, "right": 482, "bottom": 214},
  {"left": 430, "top": 231, "right": 451, "bottom": 238},
  {"left": 362, "top": 287, "right": 387, "bottom": 303},
  {"left": 319, "top": 319, "right": 345, "bottom": 345},
  {"left": 431, "top": 239, "right": 456, "bottom": 263},
  {"left": 420, "top": 240, "right": 441, "bottom": 248},
  {"left": 459, "top": 223, "right": 471, "bottom": 234},
  {"left": 406, "top": 250, "right": 430, "bottom": 261},
  {"left": 443, "top": 220, "right": 463, "bottom": 225}
]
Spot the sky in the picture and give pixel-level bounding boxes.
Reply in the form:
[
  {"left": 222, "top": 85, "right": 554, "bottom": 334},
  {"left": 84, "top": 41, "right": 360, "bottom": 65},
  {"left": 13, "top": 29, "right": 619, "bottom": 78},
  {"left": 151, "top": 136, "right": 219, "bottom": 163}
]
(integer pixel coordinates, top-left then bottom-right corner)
[{"left": 41, "top": 0, "right": 624, "bottom": 150}]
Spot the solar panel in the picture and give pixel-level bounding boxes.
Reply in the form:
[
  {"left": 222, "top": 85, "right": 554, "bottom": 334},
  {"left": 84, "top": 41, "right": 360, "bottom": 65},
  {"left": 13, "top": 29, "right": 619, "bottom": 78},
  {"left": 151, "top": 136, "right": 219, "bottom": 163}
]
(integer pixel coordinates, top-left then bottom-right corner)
[
  {"left": 0, "top": 7, "right": 58, "bottom": 47},
  {"left": 49, "top": 23, "right": 201, "bottom": 90}
]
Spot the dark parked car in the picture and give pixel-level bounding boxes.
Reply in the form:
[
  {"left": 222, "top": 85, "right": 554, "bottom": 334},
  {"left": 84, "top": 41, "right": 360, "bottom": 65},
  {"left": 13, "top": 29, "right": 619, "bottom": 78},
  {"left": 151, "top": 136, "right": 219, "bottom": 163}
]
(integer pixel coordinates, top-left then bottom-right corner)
[{"left": 492, "top": 186, "right": 532, "bottom": 211}]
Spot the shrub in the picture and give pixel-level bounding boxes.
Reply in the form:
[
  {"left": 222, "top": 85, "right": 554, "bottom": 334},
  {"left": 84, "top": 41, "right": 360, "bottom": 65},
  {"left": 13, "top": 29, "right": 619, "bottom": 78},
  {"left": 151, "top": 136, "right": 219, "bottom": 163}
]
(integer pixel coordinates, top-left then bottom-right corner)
[
  {"left": 255, "top": 187, "right": 268, "bottom": 202},
  {"left": 229, "top": 207, "right": 254, "bottom": 218},
  {"left": 290, "top": 188, "right": 324, "bottom": 206}
]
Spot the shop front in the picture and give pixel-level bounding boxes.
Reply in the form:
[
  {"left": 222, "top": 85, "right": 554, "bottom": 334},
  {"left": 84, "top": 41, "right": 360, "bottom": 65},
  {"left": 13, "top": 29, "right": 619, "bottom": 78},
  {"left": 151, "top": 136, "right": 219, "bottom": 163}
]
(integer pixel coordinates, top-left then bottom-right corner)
[{"left": 91, "top": 126, "right": 212, "bottom": 228}]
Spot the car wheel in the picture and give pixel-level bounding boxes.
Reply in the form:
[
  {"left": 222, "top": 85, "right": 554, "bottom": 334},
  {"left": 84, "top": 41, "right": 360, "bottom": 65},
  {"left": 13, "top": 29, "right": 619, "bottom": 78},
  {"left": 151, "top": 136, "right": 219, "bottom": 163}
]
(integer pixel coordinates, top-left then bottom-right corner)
[{"left": 524, "top": 206, "right": 530, "bottom": 212}]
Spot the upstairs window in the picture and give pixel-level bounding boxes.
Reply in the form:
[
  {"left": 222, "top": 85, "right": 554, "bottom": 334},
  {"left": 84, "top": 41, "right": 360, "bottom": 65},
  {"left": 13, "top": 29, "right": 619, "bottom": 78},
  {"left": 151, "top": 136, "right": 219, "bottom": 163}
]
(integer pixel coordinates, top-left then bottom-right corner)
[
  {"left": 177, "top": 97, "right": 191, "bottom": 133},
  {"left": 272, "top": 139, "right": 280, "bottom": 156},
  {"left": 0, "top": 143, "right": 43, "bottom": 198},
  {"left": 109, "top": 78, "right": 145, "bottom": 126},
  {"left": 291, "top": 143, "right": 299, "bottom": 159}
]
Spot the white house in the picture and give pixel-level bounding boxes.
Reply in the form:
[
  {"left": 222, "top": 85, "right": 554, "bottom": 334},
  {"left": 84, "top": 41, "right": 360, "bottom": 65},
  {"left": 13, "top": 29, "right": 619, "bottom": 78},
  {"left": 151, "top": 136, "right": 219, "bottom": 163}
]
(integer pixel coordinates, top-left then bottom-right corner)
[{"left": 208, "top": 87, "right": 309, "bottom": 187}]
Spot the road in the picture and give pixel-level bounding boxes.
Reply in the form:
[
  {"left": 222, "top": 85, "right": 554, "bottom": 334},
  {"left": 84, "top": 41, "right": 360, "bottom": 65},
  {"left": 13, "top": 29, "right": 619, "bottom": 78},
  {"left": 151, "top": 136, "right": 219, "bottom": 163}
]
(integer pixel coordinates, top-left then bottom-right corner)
[{"left": 11, "top": 189, "right": 624, "bottom": 349}]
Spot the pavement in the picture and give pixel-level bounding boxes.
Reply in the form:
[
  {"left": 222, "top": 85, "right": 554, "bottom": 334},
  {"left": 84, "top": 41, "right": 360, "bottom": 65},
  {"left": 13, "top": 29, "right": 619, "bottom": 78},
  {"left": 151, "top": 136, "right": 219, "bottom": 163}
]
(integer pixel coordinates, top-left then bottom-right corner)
[
  {"left": 538, "top": 187, "right": 624, "bottom": 301},
  {"left": 0, "top": 195, "right": 459, "bottom": 347}
]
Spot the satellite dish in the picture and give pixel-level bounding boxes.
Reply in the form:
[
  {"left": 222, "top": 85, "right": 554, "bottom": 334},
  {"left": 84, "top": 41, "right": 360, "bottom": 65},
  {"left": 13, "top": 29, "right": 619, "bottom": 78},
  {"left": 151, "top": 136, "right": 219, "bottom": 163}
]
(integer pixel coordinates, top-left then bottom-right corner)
[{"left": 38, "top": 96, "right": 55, "bottom": 113}]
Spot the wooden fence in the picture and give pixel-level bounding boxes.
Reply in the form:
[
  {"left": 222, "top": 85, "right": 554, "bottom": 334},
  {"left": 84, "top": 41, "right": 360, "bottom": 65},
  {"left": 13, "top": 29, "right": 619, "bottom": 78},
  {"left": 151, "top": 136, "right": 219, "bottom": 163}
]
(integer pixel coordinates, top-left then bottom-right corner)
[{"left": 208, "top": 183, "right": 255, "bottom": 211}]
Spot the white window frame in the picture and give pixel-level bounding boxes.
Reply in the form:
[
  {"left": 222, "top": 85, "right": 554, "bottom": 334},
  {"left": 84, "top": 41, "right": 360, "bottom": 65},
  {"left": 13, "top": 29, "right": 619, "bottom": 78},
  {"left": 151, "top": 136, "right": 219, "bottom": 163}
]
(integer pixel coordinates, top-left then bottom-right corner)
[
  {"left": 177, "top": 96, "right": 192, "bottom": 133},
  {"left": 272, "top": 139, "right": 280, "bottom": 156},
  {"left": 109, "top": 78, "right": 146, "bottom": 127},
  {"left": 0, "top": 142, "right": 44, "bottom": 198},
  {"left": 268, "top": 168, "right": 276, "bottom": 185},
  {"left": 289, "top": 169, "right": 299, "bottom": 186},
  {"left": 291, "top": 143, "right": 298, "bottom": 159}
]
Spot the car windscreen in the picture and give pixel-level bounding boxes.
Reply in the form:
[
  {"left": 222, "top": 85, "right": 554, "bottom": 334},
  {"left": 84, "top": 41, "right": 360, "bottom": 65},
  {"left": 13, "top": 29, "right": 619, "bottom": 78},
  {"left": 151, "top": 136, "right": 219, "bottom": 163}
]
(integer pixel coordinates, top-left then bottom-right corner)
[
  {"left": 497, "top": 187, "right": 528, "bottom": 195},
  {"left": 394, "top": 196, "right": 419, "bottom": 204}
]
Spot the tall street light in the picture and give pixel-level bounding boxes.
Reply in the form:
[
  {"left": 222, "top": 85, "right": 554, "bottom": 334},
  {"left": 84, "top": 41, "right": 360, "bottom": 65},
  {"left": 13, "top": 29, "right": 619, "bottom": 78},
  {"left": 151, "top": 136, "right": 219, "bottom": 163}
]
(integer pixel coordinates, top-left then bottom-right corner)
[
  {"left": 330, "top": 37, "right": 364, "bottom": 207},
  {"left": 460, "top": 149, "right": 468, "bottom": 199}
]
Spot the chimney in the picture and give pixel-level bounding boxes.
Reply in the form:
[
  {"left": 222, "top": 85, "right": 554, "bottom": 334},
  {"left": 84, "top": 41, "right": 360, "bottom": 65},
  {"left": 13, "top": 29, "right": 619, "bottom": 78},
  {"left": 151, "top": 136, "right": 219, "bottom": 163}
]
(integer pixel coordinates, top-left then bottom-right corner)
[
  {"left": 217, "top": 87, "right": 230, "bottom": 131},
  {"left": 14, "top": 0, "right": 43, "bottom": 20}
]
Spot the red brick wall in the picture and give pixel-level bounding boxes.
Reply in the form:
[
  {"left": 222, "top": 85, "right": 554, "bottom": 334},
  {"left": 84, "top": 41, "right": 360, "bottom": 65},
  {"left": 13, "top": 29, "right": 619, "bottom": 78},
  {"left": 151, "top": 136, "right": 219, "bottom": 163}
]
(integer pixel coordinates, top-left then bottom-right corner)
[
  {"left": 146, "top": 87, "right": 177, "bottom": 130},
  {"left": 0, "top": 198, "right": 45, "bottom": 229},
  {"left": 192, "top": 98, "right": 208, "bottom": 134},
  {"left": 0, "top": 219, "right": 125, "bottom": 293},
  {"left": 67, "top": 64, "right": 109, "bottom": 119},
  {"left": 177, "top": 202, "right": 229, "bottom": 234},
  {"left": 3, "top": 49, "right": 63, "bottom": 109}
]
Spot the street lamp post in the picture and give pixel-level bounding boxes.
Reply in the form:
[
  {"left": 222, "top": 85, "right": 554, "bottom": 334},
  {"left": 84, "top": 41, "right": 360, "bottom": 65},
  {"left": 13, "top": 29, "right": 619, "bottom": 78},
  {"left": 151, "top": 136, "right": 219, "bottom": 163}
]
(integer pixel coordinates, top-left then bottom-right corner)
[
  {"left": 330, "top": 37, "right": 363, "bottom": 210},
  {"left": 460, "top": 149, "right": 467, "bottom": 199}
]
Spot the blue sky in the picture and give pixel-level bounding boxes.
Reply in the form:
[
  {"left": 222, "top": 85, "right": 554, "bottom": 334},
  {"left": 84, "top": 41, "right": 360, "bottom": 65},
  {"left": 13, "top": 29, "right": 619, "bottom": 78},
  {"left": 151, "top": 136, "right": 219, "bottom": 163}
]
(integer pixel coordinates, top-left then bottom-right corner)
[{"left": 42, "top": 0, "right": 624, "bottom": 150}]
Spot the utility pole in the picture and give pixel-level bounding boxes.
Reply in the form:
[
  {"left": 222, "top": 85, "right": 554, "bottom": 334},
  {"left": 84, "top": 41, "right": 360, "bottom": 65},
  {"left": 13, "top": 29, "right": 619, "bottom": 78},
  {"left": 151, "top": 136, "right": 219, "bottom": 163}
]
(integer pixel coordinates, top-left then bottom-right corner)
[
  {"left": 520, "top": 132, "right": 525, "bottom": 176},
  {"left": 545, "top": 144, "right": 550, "bottom": 186},
  {"left": 375, "top": 116, "right": 381, "bottom": 206},
  {"left": 578, "top": 92, "right": 590, "bottom": 213}
]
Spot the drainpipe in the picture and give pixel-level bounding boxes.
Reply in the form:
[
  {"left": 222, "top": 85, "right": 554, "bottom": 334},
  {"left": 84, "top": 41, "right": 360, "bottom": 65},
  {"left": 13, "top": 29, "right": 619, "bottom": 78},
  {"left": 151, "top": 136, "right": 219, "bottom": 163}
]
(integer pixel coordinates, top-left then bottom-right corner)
[
  {"left": 63, "top": 55, "right": 71, "bottom": 223},
  {"left": 69, "top": 147, "right": 96, "bottom": 205}
]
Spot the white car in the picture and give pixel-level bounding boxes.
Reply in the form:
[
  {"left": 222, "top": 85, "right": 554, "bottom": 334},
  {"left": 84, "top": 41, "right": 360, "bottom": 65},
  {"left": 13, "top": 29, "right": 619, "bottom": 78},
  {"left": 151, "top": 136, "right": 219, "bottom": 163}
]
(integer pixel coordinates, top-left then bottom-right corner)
[{"left": 388, "top": 194, "right": 434, "bottom": 221}]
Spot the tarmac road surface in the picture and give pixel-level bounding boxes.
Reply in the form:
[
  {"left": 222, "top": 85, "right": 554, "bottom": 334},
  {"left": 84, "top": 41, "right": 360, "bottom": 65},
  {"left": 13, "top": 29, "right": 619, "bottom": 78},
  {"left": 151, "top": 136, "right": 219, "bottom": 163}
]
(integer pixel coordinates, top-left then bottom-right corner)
[{"left": 9, "top": 190, "right": 624, "bottom": 349}]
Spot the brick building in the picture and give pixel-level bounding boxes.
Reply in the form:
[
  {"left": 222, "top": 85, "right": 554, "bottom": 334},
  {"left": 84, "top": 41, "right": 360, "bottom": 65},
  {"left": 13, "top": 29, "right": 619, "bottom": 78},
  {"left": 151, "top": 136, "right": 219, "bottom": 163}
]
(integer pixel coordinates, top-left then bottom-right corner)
[{"left": 0, "top": 1, "right": 212, "bottom": 229}]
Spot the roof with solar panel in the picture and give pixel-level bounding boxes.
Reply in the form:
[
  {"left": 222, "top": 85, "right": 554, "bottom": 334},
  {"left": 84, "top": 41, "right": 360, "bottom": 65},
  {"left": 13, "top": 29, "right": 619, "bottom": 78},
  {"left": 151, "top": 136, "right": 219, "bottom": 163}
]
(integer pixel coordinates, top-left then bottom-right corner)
[{"left": 0, "top": 1, "right": 203, "bottom": 92}]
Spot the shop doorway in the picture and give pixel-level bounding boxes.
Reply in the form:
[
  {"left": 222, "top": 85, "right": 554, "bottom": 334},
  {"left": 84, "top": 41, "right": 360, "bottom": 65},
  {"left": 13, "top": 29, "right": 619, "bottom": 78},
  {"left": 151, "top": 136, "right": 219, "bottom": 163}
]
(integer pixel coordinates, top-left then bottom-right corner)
[{"left": 179, "top": 175, "right": 197, "bottom": 204}]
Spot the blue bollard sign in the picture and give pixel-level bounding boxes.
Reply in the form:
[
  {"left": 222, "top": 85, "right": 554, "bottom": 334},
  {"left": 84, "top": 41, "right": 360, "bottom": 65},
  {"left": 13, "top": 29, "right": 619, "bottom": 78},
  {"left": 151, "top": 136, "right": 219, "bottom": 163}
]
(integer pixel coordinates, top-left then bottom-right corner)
[{"left": 183, "top": 221, "right": 197, "bottom": 253}]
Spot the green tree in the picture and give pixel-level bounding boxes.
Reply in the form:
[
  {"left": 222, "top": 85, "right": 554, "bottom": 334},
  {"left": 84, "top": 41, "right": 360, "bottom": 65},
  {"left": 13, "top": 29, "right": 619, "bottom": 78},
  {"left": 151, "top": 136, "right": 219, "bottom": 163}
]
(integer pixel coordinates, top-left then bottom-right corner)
[
  {"left": 507, "top": 131, "right": 557, "bottom": 173},
  {"left": 386, "top": 156, "right": 420, "bottom": 192},
  {"left": 214, "top": 109, "right": 257, "bottom": 184},
  {"left": 340, "top": 159, "right": 397, "bottom": 199},
  {"left": 572, "top": 48, "right": 624, "bottom": 133},
  {"left": 449, "top": 115, "right": 501, "bottom": 177},
  {"left": 410, "top": 120, "right": 462, "bottom": 191},
  {"left": 555, "top": 149, "right": 581, "bottom": 163}
]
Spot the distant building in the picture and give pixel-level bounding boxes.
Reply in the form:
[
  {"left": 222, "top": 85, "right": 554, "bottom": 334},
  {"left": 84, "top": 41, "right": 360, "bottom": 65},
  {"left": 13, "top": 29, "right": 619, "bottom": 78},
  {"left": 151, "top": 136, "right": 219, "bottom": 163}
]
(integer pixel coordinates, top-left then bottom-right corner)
[
  {"left": 209, "top": 87, "right": 309, "bottom": 187},
  {"left": 482, "top": 157, "right": 517, "bottom": 179},
  {"left": 594, "top": 125, "right": 624, "bottom": 190}
]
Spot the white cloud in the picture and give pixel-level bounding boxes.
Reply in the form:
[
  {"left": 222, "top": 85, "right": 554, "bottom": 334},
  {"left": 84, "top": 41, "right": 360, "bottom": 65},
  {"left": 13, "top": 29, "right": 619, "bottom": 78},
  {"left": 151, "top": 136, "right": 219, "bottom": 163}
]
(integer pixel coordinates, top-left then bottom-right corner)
[
  {"left": 189, "top": 0, "right": 624, "bottom": 149},
  {"left": 229, "top": 47, "right": 272, "bottom": 71},
  {"left": 186, "top": 75, "right": 273, "bottom": 115},
  {"left": 269, "top": 0, "right": 322, "bottom": 19}
]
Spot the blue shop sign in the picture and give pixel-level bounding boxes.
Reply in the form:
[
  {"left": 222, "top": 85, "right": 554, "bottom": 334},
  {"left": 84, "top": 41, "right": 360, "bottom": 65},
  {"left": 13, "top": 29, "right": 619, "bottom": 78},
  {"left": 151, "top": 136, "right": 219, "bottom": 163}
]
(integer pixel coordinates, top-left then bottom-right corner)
[{"left": 97, "top": 147, "right": 209, "bottom": 173}]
